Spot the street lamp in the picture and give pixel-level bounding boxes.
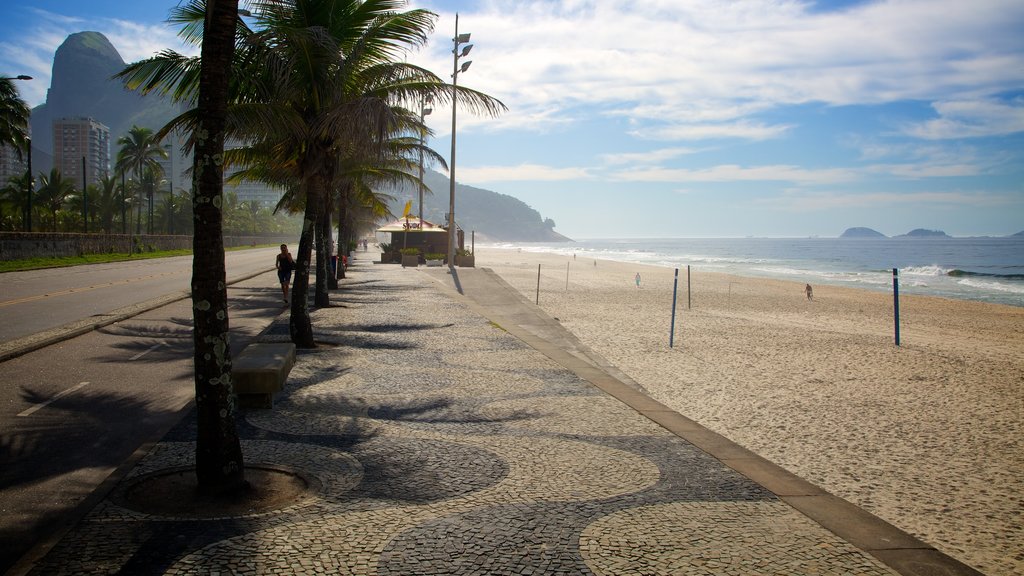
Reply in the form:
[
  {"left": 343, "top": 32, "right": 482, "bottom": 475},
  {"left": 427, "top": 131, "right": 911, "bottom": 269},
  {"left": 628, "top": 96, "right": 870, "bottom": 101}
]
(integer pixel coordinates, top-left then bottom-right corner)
[
  {"left": 418, "top": 96, "right": 432, "bottom": 224},
  {"left": 82, "top": 156, "right": 88, "bottom": 233},
  {"left": 3, "top": 75, "right": 34, "bottom": 231},
  {"left": 448, "top": 14, "right": 472, "bottom": 267}
]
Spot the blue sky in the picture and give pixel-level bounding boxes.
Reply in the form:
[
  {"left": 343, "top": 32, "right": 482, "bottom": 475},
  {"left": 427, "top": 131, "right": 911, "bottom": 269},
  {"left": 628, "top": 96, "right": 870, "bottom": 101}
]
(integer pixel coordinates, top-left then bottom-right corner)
[{"left": 2, "top": 0, "right": 1022, "bottom": 238}]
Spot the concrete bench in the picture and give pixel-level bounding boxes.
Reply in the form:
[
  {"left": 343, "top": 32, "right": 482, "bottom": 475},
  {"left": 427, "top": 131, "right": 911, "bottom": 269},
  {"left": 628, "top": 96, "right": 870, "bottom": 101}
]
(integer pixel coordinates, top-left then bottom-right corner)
[{"left": 233, "top": 343, "right": 296, "bottom": 408}]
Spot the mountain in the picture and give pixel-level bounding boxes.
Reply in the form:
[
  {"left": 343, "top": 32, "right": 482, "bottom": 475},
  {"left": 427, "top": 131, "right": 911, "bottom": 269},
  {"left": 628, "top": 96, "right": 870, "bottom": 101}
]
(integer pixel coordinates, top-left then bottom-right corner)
[
  {"left": 898, "top": 228, "right": 950, "bottom": 238},
  {"left": 29, "top": 31, "right": 180, "bottom": 174},
  {"left": 840, "top": 227, "right": 886, "bottom": 238},
  {"left": 388, "top": 169, "right": 571, "bottom": 242}
]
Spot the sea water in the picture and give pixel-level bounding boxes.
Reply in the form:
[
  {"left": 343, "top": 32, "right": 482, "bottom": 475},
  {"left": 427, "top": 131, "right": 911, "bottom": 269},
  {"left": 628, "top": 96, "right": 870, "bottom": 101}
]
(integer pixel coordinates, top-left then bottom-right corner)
[{"left": 484, "top": 237, "right": 1024, "bottom": 308}]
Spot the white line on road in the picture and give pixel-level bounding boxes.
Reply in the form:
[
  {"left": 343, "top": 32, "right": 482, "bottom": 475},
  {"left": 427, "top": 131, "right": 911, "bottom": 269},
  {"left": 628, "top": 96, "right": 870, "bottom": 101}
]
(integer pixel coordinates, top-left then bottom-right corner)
[
  {"left": 129, "top": 341, "right": 166, "bottom": 361},
  {"left": 18, "top": 381, "right": 90, "bottom": 417}
]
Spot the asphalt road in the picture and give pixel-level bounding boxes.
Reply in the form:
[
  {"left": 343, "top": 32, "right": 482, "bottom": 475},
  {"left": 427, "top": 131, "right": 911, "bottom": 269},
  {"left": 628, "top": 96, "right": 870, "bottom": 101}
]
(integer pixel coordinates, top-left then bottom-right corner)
[
  {"left": 0, "top": 247, "right": 283, "bottom": 346},
  {"left": 0, "top": 247, "right": 294, "bottom": 573}
]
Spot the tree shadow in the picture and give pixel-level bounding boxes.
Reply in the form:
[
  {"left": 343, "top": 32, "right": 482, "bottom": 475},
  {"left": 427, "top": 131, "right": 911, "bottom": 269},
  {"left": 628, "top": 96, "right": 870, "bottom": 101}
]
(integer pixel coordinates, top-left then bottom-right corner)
[
  {"left": 0, "top": 386, "right": 188, "bottom": 571},
  {"left": 227, "top": 286, "right": 288, "bottom": 318},
  {"left": 341, "top": 322, "right": 455, "bottom": 333}
]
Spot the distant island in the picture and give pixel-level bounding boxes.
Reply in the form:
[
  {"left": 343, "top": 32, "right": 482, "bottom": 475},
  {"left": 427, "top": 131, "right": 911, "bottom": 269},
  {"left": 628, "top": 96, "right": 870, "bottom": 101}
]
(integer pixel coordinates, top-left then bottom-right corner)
[
  {"left": 896, "top": 229, "right": 950, "bottom": 238},
  {"left": 839, "top": 227, "right": 963, "bottom": 238},
  {"left": 840, "top": 227, "right": 886, "bottom": 238},
  {"left": 1013, "top": 230, "right": 1024, "bottom": 237}
]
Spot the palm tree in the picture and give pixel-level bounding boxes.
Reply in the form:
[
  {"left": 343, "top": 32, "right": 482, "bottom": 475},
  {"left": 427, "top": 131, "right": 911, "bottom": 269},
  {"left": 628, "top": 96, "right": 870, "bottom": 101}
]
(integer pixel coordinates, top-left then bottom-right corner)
[
  {"left": 35, "top": 168, "right": 74, "bottom": 231},
  {"left": 1, "top": 77, "right": 32, "bottom": 231},
  {"left": 93, "top": 174, "right": 120, "bottom": 233},
  {"left": 0, "top": 77, "right": 30, "bottom": 159},
  {"left": 0, "top": 173, "right": 31, "bottom": 230},
  {"left": 118, "top": 0, "right": 504, "bottom": 348},
  {"left": 239, "top": 200, "right": 263, "bottom": 235},
  {"left": 190, "top": 0, "right": 245, "bottom": 494},
  {"left": 115, "top": 126, "right": 167, "bottom": 235}
]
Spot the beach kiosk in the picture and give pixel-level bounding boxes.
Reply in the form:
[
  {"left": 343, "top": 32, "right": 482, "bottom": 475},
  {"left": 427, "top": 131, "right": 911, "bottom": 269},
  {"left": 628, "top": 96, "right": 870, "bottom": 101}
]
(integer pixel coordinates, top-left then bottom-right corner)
[{"left": 376, "top": 216, "right": 464, "bottom": 264}]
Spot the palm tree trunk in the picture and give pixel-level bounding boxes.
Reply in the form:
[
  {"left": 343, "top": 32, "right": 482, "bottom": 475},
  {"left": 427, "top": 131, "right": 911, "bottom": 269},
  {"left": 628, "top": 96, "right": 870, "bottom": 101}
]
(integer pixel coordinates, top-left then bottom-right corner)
[
  {"left": 191, "top": 0, "right": 244, "bottom": 494},
  {"left": 337, "top": 181, "right": 355, "bottom": 281},
  {"left": 289, "top": 183, "right": 318, "bottom": 348},
  {"left": 315, "top": 200, "right": 333, "bottom": 302}
]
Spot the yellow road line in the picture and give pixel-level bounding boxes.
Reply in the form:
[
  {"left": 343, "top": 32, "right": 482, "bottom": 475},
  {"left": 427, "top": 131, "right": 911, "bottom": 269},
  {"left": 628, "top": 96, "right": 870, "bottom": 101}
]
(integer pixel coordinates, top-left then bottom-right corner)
[{"left": 0, "top": 269, "right": 188, "bottom": 308}]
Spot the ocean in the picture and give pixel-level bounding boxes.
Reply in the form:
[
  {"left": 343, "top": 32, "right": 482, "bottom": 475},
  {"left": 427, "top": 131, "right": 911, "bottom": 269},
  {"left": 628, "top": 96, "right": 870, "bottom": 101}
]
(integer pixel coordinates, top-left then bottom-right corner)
[{"left": 483, "top": 237, "right": 1024, "bottom": 308}]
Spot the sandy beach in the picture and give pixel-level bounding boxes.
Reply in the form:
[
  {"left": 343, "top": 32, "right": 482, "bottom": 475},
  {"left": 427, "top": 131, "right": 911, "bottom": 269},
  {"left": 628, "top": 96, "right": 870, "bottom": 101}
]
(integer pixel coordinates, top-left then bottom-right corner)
[{"left": 474, "top": 245, "right": 1023, "bottom": 576}]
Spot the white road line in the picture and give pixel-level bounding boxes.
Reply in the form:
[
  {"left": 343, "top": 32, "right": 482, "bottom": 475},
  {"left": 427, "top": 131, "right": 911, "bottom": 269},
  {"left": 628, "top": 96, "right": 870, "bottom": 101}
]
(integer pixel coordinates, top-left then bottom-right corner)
[
  {"left": 18, "top": 381, "right": 90, "bottom": 417},
  {"left": 130, "top": 341, "right": 166, "bottom": 361}
]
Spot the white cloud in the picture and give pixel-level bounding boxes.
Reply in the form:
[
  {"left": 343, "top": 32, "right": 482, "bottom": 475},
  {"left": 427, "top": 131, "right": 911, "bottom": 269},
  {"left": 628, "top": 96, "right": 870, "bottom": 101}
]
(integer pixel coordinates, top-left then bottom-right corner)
[
  {"left": 456, "top": 163, "right": 592, "bottom": 183},
  {"left": 410, "top": 0, "right": 1024, "bottom": 138},
  {"left": 601, "top": 147, "right": 701, "bottom": 166},
  {"left": 612, "top": 164, "right": 858, "bottom": 185},
  {"left": 902, "top": 99, "right": 1024, "bottom": 139},
  {"left": 632, "top": 121, "right": 793, "bottom": 141}
]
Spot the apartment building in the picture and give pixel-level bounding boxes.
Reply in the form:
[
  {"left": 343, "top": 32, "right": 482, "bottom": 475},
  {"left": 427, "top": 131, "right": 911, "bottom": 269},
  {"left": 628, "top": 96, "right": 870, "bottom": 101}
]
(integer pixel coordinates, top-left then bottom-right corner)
[{"left": 53, "top": 117, "right": 110, "bottom": 186}]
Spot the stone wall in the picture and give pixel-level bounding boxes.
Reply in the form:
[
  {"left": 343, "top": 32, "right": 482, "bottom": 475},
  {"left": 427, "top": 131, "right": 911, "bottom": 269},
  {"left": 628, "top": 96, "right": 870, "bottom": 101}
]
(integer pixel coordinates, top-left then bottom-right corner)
[{"left": 0, "top": 232, "right": 295, "bottom": 261}]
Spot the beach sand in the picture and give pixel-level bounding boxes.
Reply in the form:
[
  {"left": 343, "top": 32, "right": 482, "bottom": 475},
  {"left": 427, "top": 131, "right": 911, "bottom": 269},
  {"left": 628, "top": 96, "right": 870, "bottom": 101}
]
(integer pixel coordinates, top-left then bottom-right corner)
[{"left": 474, "top": 245, "right": 1023, "bottom": 576}]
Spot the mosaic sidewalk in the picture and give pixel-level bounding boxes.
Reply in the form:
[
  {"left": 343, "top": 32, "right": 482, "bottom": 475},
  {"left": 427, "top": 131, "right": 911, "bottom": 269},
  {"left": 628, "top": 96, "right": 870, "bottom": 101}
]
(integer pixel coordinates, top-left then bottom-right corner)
[{"left": 26, "top": 262, "right": 904, "bottom": 575}]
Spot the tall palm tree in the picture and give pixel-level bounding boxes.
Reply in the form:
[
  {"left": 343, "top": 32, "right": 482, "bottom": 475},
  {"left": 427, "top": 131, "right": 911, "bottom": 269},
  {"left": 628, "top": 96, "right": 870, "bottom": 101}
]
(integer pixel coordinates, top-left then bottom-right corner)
[
  {"left": 118, "top": 0, "right": 504, "bottom": 347},
  {"left": 190, "top": 0, "right": 245, "bottom": 494},
  {"left": 35, "top": 168, "right": 75, "bottom": 232},
  {"left": 2, "top": 77, "right": 32, "bottom": 231},
  {"left": 93, "top": 174, "right": 120, "bottom": 233},
  {"left": 0, "top": 77, "right": 30, "bottom": 159},
  {"left": 115, "top": 125, "right": 167, "bottom": 235}
]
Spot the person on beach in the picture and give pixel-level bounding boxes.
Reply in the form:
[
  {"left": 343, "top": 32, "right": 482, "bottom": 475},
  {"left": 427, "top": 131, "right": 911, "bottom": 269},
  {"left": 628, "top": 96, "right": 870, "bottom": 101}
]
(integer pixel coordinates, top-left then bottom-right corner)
[
  {"left": 635, "top": 272, "right": 642, "bottom": 288},
  {"left": 805, "top": 283, "right": 813, "bottom": 300},
  {"left": 276, "top": 244, "right": 295, "bottom": 305}
]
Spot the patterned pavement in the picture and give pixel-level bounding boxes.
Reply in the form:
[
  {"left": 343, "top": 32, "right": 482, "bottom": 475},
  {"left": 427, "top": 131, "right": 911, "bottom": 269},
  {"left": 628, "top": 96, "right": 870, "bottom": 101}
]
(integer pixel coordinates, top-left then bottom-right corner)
[{"left": 23, "top": 261, "right": 919, "bottom": 575}]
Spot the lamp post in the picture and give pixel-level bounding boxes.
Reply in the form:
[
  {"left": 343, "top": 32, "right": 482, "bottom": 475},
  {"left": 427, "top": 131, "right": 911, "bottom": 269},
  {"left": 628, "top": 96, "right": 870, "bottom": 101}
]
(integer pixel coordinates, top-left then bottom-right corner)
[
  {"left": 3, "top": 75, "right": 33, "bottom": 231},
  {"left": 121, "top": 171, "right": 127, "bottom": 235},
  {"left": 25, "top": 135, "right": 32, "bottom": 232},
  {"left": 448, "top": 14, "right": 472, "bottom": 267},
  {"left": 418, "top": 96, "right": 432, "bottom": 224},
  {"left": 82, "top": 156, "right": 88, "bottom": 233}
]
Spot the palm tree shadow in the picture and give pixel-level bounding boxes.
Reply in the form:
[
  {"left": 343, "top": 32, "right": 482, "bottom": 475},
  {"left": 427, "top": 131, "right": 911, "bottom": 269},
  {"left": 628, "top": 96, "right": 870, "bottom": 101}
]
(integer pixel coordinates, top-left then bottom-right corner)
[{"left": 2, "top": 387, "right": 183, "bottom": 492}]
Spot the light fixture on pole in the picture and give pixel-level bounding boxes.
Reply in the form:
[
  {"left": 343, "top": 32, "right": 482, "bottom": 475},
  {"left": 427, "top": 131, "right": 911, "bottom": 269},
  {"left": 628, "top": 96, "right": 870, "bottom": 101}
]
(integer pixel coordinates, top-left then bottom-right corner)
[
  {"left": 418, "top": 96, "right": 432, "bottom": 225},
  {"left": 448, "top": 13, "right": 472, "bottom": 268}
]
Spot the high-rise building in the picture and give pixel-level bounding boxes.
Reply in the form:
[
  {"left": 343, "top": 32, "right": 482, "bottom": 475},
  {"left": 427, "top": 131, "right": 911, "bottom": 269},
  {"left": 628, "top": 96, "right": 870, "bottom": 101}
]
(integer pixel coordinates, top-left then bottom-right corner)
[
  {"left": 223, "top": 138, "right": 285, "bottom": 208},
  {"left": 53, "top": 117, "right": 110, "bottom": 187},
  {"left": 155, "top": 132, "right": 190, "bottom": 198},
  {"left": 0, "top": 143, "right": 28, "bottom": 189}
]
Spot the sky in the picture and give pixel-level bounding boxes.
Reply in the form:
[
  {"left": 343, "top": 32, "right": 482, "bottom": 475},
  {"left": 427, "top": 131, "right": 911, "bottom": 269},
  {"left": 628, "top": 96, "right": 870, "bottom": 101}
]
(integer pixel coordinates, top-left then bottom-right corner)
[{"left": 2, "top": 0, "right": 1023, "bottom": 239}]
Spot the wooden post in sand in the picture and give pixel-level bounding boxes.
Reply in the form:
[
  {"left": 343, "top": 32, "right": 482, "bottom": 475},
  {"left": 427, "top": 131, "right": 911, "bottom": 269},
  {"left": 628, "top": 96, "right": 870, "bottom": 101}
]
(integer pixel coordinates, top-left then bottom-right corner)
[
  {"left": 893, "top": 268, "right": 901, "bottom": 346},
  {"left": 566, "top": 261, "right": 570, "bottom": 291},
  {"left": 670, "top": 268, "right": 679, "bottom": 348},
  {"left": 687, "top": 265, "right": 691, "bottom": 309},
  {"left": 536, "top": 264, "right": 541, "bottom": 305}
]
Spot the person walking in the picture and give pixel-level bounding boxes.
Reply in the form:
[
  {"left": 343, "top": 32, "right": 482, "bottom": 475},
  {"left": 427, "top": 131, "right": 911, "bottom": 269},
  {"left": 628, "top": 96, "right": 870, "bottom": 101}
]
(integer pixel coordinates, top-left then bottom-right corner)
[{"left": 276, "top": 244, "right": 295, "bottom": 305}]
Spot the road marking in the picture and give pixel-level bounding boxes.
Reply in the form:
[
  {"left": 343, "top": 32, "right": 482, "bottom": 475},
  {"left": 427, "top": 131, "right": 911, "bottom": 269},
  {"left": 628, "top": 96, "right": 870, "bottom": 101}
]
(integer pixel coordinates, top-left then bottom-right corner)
[
  {"left": 18, "top": 381, "right": 90, "bottom": 417},
  {"left": 0, "top": 269, "right": 189, "bottom": 308},
  {"left": 130, "top": 341, "right": 166, "bottom": 361}
]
